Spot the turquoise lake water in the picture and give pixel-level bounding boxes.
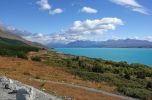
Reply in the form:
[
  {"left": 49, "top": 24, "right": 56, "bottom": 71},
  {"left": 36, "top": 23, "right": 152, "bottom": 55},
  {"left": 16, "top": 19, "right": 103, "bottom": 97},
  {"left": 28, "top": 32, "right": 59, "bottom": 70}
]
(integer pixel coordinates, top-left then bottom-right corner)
[{"left": 55, "top": 48, "right": 152, "bottom": 67}]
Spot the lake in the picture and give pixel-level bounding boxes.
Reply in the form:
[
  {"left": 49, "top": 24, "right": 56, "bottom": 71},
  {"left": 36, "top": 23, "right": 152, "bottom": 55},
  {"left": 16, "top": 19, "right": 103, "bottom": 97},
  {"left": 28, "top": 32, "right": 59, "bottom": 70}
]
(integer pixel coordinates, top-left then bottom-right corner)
[{"left": 55, "top": 48, "right": 152, "bottom": 67}]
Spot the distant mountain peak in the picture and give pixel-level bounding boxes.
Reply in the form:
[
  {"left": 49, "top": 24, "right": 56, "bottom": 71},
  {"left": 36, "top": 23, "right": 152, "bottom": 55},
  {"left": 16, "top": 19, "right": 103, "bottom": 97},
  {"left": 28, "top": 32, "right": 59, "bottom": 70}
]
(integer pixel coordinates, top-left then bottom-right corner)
[{"left": 47, "top": 39, "right": 152, "bottom": 48}]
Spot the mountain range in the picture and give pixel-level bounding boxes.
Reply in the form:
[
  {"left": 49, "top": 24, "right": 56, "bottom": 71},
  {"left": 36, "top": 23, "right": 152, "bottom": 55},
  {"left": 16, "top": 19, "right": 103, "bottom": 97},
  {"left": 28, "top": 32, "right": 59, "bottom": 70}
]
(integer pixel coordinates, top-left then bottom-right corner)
[
  {"left": 47, "top": 39, "right": 152, "bottom": 48},
  {"left": 1, "top": 25, "right": 152, "bottom": 48}
]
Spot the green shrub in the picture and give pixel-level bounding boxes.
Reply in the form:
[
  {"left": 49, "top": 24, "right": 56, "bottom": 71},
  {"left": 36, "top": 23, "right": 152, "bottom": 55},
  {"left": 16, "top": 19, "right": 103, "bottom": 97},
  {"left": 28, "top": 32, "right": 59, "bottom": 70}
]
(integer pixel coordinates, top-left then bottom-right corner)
[
  {"left": 117, "top": 86, "right": 152, "bottom": 100},
  {"left": 17, "top": 52, "right": 28, "bottom": 59},
  {"left": 31, "top": 56, "right": 41, "bottom": 62},
  {"left": 146, "top": 81, "right": 152, "bottom": 90}
]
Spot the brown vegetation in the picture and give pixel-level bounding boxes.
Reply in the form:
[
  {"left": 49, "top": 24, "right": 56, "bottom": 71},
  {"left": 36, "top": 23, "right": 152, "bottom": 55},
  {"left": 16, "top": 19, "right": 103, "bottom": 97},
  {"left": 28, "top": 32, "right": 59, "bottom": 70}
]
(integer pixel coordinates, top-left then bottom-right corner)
[{"left": 0, "top": 56, "right": 121, "bottom": 100}]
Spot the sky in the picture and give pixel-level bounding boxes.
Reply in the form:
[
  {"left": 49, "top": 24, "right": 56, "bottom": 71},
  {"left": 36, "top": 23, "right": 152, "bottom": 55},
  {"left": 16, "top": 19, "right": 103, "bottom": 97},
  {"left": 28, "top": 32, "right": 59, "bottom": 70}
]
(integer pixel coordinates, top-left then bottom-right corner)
[{"left": 0, "top": 0, "right": 152, "bottom": 44}]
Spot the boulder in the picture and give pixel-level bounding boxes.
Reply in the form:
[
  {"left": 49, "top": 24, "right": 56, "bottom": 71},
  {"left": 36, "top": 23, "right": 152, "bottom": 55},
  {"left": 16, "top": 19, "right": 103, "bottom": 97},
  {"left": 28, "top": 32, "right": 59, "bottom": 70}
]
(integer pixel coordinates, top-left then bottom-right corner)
[
  {"left": 16, "top": 87, "right": 35, "bottom": 100},
  {"left": 0, "top": 76, "right": 14, "bottom": 90},
  {"left": 0, "top": 76, "right": 9, "bottom": 83},
  {"left": 5, "top": 83, "right": 18, "bottom": 91},
  {"left": 0, "top": 76, "right": 13, "bottom": 84}
]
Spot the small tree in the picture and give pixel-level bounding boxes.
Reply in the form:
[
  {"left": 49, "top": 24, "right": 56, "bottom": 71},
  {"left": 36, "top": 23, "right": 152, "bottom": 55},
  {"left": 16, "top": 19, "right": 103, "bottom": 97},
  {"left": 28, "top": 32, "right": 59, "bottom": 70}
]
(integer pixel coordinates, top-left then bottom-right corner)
[{"left": 146, "top": 81, "right": 152, "bottom": 90}]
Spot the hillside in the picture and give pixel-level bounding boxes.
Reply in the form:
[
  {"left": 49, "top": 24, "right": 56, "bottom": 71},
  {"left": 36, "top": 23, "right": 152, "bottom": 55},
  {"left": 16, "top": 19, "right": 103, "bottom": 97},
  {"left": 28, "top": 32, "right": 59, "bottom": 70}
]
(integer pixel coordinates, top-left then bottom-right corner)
[
  {"left": 36, "top": 50, "right": 152, "bottom": 100},
  {"left": 0, "top": 56, "right": 127, "bottom": 100},
  {"left": 0, "top": 37, "right": 39, "bottom": 59},
  {"left": 0, "top": 28, "right": 46, "bottom": 48},
  {"left": 0, "top": 36, "right": 129, "bottom": 100},
  {"left": 0, "top": 28, "right": 24, "bottom": 41}
]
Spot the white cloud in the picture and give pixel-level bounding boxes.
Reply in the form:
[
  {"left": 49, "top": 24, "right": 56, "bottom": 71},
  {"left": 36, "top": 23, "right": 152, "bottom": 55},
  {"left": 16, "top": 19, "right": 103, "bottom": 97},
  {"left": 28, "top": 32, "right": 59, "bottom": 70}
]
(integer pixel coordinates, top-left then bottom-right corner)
[
  {"left": 49, "top": 8, "right": 63, "bottom": 15},
  {"left": 144, "top": 36, "right": 152, "bottom": 42},
  {"left": 66, "top": 18, "right": 124, "bottom": 35},
  {"left": 50, "top": 17, "right": 123, "bottom": 43},
  {"left": 13, "top": 18, "right": 124, "bottom": 44},
  {"left": 110, "top": 0, "right": 149, "bottom": 15},
  {"left": 81, "top": 7, "right": 98, "bottom": 14},
  {"left": 37, "top": 0, "right": 63, "bottom": 15},
  {"left": 37, "top": 0, "right": 51, "bottom": 10}
]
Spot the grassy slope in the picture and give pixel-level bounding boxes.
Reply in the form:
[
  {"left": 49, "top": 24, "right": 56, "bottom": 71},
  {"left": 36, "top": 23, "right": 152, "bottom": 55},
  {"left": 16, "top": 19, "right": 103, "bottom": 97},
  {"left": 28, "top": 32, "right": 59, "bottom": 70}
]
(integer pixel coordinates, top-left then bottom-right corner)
[
  {"left": 41, "top": 50, "right": 152, "bottom": 100},
  {"left": 0, "top": 37, "right": 39, "bottom": 58},
  {"left": 0, "top": 56, "right": 120, "bottom": 100},
  {"left": 0, "top": 29, "right": 46, "bottom": 48},
  {"left": 0, "top": 29, "right": 23, "bottom": 41}
]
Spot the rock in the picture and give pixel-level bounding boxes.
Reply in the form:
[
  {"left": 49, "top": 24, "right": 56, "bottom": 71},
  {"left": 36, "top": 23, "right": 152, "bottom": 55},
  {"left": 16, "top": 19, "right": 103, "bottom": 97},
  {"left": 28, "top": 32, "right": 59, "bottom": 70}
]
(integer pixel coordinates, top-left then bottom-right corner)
[
  {"left": 5, "top": 84, "right": 10, "bottom": 89},
  {"left": 0, "top": 76, "right": 13, "bottom": 84},
  {"left": 8, "top": 90, "right": 18, "bottom": 94},
  {"left": 0, "top": 76, "right": 9, "bottom": 83},
  {"left": 0, "top": 76, "right": 63, "bottom": 100},
  {"left": 16, "top": 87, "right": 35, "bottom": 100},
  {"left": 0, "top": 76, "right": 15, "bottom": 90},
  {"left": 5, "top": 83, "right": 17, "bottom": 90}
]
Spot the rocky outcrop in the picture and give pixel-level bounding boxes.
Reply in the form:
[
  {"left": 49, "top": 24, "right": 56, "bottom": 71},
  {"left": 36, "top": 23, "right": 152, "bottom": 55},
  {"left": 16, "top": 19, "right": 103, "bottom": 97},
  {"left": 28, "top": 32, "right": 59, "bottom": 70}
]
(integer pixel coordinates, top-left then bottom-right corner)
[
  {"left": 16, "top": 87, "right": 35, "bottom": 100},
  {"left": 0, "top": 76, "right": 62, "bottom": 100}
]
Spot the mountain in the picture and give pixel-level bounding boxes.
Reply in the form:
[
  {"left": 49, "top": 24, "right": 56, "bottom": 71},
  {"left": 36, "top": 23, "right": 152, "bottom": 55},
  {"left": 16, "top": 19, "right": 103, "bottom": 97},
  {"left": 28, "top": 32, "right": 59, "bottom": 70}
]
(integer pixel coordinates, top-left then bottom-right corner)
[
  {"left": 0, "top": 27, "right": 46, "bottom": 49},
  {"left": 98, "top": 39, "right": 152, "bottom": 48},
  {"left": 0, "top": 27, "right": 24, "bottom": 41},
  {"left": 66, "top": 40, "right": 98, "bottom": 48},
  {"left": 47, "top": 39, "right": 152, "bottom": 48}
]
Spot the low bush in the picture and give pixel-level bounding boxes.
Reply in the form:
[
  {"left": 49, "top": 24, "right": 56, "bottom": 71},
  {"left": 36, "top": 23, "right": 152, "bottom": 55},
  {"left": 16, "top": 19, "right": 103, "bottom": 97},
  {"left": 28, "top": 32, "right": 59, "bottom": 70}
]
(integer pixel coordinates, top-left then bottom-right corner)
[
  {"left": 117, "top": 86, "right": 152, "bottom": 100},
  {"left": 17, "top": 52, "right": 28, "bottom": 59},
  {"left": 31, "top": 56, "right": 41, "bottom": 62}
]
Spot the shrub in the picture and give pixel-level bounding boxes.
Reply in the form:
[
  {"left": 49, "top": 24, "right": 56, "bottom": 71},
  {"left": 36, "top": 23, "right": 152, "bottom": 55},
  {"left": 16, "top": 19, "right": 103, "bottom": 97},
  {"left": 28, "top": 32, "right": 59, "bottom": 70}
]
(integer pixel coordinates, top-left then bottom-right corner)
[
  {"left": 117, "top": 86, "right": 152, "bottom": 100},
  {"left": 31, "top": 56, "right": 41, "bottom": 62},
  {"left": 17, "top": 52, "right": 28, "bottom": 59},
  {"left": 146, "top": 81, "right": 152, "bottom": 90},
  {"left": 35, "top": 76, "right": 41, "bottom": 79}
]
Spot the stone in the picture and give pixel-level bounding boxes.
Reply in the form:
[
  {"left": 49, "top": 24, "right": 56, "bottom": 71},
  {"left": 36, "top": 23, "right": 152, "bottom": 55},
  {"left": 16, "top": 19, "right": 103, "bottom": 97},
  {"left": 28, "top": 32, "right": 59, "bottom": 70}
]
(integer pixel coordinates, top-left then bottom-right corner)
[
  {"left": 5, "top": 84, "right": 10, "bottom": 89},
  {"left": 16, "top": 87, "right": 35, "bottom": 100},
  {"left": 0, "top": 76, "right": 14, "bottom": 90},
  {"left": 0, "top": 76, "right": 9, "bottom": 83}
]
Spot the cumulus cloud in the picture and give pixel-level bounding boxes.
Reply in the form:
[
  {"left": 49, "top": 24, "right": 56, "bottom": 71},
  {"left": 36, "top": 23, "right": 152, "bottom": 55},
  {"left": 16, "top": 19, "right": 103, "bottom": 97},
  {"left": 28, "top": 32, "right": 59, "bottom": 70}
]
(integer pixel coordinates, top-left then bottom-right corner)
[
  {"left": 8, "top": 18, "right": 123, "bottom": 44},
  {"left": 37, "top": 0, "right": 63, "bottom": 15},
  {"left": 49, "top": 8, "right": 63, "bottom": 15},
  {"left": 23, "top": 33, "right": 87, "bottom": 44},
  {"left": 39, "top": 18, "right": 123, "bottom": 43},
  {"left": 110, "top": 0, "right": 149, "bottom": 15},
  {"left": 66, "top": 18, "right": 124, "bottom": 35},
  {"left": 37, "top": 0, "right": 51, "bottom": 10},
  {"left": 81, "top": 7, "right": 98, "bottom": 14}
]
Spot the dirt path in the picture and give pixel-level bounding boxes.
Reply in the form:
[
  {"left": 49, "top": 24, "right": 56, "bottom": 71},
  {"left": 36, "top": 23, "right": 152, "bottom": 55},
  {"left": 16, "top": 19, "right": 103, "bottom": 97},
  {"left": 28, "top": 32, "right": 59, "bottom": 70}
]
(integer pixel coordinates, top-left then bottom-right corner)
[{"left": 31, "top": 78, "right": 138, "bottom": 100}]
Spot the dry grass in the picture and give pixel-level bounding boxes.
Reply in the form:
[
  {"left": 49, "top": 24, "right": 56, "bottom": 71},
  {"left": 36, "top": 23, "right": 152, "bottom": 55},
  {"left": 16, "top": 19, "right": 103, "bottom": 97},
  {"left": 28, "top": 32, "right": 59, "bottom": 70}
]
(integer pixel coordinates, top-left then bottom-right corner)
[{"left": 0, "top": 56, "right": 121, "bottom": 100}]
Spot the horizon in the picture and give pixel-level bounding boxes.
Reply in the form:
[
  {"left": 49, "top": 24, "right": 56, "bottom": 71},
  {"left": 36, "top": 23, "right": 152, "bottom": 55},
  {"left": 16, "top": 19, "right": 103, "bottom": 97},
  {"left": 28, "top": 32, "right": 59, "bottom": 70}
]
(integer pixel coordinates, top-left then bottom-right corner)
[{"left": 0, "top": 0, "right": 152, "bottom": 44}]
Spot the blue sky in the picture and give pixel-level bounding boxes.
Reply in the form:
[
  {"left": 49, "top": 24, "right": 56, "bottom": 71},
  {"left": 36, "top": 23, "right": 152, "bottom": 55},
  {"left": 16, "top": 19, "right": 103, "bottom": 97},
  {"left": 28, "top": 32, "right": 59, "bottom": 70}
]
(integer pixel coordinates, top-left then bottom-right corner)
[{"left": 0, "top": 0, "right": 152, "bottom": 44}]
